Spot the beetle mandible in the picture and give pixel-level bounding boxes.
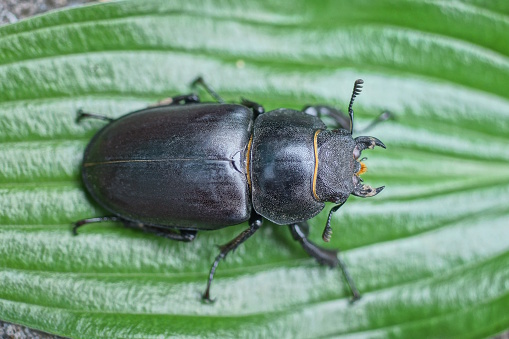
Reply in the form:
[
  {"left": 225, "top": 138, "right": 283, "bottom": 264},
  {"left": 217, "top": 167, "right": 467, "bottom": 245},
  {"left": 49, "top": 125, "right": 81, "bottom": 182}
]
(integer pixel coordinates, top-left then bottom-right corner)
[{"left": 74, "top": 77, "right": 387, "bottom": 302}]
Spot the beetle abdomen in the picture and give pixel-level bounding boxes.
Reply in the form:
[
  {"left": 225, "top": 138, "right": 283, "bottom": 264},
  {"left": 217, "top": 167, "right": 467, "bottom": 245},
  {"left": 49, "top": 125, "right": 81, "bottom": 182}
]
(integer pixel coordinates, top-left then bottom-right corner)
[
  {"left": 82, "top": 104, "right": 253, "bottom": 230},
  {"left": 250, "top": 109, "right": 326, "bottom": 224}
]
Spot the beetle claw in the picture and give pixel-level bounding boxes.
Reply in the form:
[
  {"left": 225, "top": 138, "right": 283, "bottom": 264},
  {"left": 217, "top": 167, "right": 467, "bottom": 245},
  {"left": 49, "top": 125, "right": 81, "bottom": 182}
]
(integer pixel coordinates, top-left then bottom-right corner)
[
  {"left": 76, "top": 108, "right": 85, "bottom": 122},
  {"left": 201, "top": 291, "right": 216, "bottom": 304},
  {"left": 72, "top": 219, "right": 89, "bottom": 235},
  {"left": 354, "top": 136, "right": 386, "bottom": 151},
  {"left": 349, "top": 293, "right": 362, "bottom": 304},
  {"left": 352, "top": 184, "right": 384, "bottom": 198}
]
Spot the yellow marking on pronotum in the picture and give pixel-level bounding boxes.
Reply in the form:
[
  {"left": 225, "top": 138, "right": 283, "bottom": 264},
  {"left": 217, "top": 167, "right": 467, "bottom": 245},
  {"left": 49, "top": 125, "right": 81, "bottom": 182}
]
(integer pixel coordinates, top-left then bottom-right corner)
[
  {"left": 312, "top": 129, "right": 321, "bottom": 201},
  {"left": 356, "top": 162, "right": 367, "bottom": 176},
  {"left": 245, "top": 135, "right": 254, "bottom": 189}
]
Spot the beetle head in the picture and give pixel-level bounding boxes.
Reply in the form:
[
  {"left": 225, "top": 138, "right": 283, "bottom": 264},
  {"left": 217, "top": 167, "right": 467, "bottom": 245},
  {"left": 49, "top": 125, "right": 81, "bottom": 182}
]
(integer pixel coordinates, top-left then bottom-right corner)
[
  {"left": 316, "top": 79, "right": 387, "bottom": 243},
  {"left": 315, "top": 131, "right": 385, "bottom": 203},
  {"left": 351, "top": 136, "right": 386, "bottom": 197}
]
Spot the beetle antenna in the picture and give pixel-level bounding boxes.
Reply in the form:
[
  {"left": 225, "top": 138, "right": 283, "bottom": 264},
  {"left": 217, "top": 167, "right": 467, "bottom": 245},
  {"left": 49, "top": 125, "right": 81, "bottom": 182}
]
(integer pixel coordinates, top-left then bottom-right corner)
[
  {"left": 348, "top": 79, "right": 364, "bottom": 135},
  {"left": 322, "top": 202, "right": 345, "bottom": 242}
]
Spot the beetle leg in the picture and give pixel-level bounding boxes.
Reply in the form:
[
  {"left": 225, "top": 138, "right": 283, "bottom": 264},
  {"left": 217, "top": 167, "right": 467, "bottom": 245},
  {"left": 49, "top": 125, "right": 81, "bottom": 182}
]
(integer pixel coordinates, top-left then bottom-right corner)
[
  {"left": 76, "top": 109, "right": 114, "bottom": 123},
  {"left": 289, "top": 222, "right": 361, "bottom": 302},
  {"left": 289, "top": 222, "right": 338, "bottom": 267},
  {"left": 123, "top": 222, "right": 197, "bottom": 242},
  {"left": 72, "top": 216, "right": 121, "bottom": 235},
  {"left": 302, "top": 105, "right": 350, "bottom": 130},
  {"left": 241, "top": 98, "right": 265, "bottom": 119},
  {"left": 355, "top": 111, "right": 393, "bottom": 133},
  {"left": 202, "top": 212, "right": 263, "bottom": 303},
  {"left": 191, "top": 76, "right": 225, "bottom": 103},
  {"left": 73, "top": 217, "right": 197, "bottom": 242},
  {"left": 302, "top": 105, "right": 392, "bottom": 133},
  {"left": 149, "top": 93, "right": 201, "bottom": 107}
]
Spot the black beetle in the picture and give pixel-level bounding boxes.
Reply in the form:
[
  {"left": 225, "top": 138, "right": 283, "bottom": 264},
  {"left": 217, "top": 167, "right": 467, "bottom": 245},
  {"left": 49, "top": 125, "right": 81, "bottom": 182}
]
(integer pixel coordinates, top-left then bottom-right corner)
[{"left": 74, "top": 77, "right": 387, "bottom": 302}]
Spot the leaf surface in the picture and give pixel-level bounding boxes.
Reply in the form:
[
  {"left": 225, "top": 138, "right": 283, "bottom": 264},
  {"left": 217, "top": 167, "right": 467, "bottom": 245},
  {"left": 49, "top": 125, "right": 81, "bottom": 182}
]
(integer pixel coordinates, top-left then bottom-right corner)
[{"left": 1, "top": 1, "right": 508, "bottom": 338}]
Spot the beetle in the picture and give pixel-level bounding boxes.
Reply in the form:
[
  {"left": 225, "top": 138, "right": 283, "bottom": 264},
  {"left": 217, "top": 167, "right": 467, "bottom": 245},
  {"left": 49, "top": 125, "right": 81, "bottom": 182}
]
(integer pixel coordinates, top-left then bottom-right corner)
[{"left": 74, "top": 77, "right": 387, "bottom": 302}]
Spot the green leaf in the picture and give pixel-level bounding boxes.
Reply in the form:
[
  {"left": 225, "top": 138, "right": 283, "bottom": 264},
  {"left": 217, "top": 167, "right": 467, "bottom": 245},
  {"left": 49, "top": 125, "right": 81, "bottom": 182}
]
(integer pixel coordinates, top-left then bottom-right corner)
[{"left": 1, "top": 0, "right": 508, "bottom": 338}]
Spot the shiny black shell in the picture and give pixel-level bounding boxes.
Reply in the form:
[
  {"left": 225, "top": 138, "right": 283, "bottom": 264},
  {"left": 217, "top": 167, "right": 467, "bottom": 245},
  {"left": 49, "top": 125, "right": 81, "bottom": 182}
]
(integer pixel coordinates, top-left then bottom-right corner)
[
  {"left": 82, "top": 104, "right": 253, "bottom": 230},
  {"left": 250, "top": 109, "right": 326, "bottom": 224}
]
